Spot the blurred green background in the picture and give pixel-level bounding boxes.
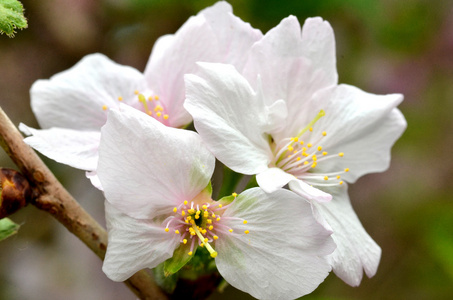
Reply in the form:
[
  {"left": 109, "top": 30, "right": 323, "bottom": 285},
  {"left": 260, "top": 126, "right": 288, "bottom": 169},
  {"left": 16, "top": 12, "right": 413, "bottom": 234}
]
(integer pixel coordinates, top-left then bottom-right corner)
[{"left": 1, "top": 0, "right": 452, "bottom": 299}]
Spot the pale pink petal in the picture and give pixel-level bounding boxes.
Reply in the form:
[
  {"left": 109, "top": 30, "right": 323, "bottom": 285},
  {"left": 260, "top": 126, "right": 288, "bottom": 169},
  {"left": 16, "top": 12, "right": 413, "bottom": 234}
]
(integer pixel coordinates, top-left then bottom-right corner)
[
  {"left": 184, "top": 63, "right": 273, "bottom": 175},
  {"left": 215, "top": 188, "right": 335, "bottom": 299},
  {"left": 102, "top": 201, "right": 180, "bottom": 282},
  {"left": 19, "top": 123, "right": 100, "bottom": 171},
  {"left": 305, "top": 84, "right": 406, "bottom": 182},
  {"left": 256, "top": 167, "right": 295, "bottom": 193},
  {"left": 31, "top": 53, "right": 148, "bottom": 130},
  {"left": 144, "top": 2, "right": 261, "bottom": 128},
  {"left": 312, "top": 185, "right": 381, "bottom": 286},
  {"left": 97, "top": 105, "right": 215, "bottom": 220},
  {"left": 288, "top": 179, "right": 332, "bottom": 202}
]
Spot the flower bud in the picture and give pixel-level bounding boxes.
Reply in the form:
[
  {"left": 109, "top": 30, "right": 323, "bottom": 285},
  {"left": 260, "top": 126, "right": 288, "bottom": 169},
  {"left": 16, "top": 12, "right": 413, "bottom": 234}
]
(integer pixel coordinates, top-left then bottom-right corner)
[{"left": 0, "top": 168, "right": 32, "bottom": 218}]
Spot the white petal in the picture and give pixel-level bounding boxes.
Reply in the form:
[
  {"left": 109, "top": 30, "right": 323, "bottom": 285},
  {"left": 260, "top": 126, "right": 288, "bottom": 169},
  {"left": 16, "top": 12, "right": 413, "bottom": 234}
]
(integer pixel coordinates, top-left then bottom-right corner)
[
  {"left": 243, "top": 16, "right": 337, "bottom": 140},
  {"left": 144, "top": 2, "right": 262, "bottom": 128},
  {"left": 256, "top": 167, "right": 295, "bottom": 193},
  {"left": 86, "top": 170, "right": 102, "bottom": 190},
  {"left": 19, "top": 123, "right": 100, "bottom": 171},
  {"left": 102, "top": 201, "right": 180, "bottom": 282},
  {"left": 31, "top": 53, "right": 148, "bottom": 130},
  {"left": 312, "top": 185, "right": 381, "bottom": 286},
  {"left": 97, "top": 105, "right": 215, "bottom": 220},
  {"left": 288, "top": 179, "right": 332, "bottom": 202},
  {"left": 184, "top": 63, "right": 273, "bottom": 175},
  {"left": 306, "top": 84, "right": 406, "bottom": 182},
  {"left": 300, "top": 17, "right": 338, "bottom": 86},
  {"left": 215, "top": 188, "right": 335, "bottom": 299}
]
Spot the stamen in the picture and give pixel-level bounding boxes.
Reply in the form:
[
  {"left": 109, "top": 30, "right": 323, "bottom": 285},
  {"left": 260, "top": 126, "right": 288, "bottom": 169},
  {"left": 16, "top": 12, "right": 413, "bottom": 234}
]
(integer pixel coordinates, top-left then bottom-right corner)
[{"left": 102, "top": 105, "right": 108, "bottom": 111}]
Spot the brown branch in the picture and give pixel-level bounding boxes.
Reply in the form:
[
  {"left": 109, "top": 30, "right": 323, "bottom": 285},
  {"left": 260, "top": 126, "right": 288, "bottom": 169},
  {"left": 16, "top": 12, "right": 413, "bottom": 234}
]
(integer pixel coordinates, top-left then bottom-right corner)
[{"left": 0, "top": 106, "right": 168, "bottom": 300}]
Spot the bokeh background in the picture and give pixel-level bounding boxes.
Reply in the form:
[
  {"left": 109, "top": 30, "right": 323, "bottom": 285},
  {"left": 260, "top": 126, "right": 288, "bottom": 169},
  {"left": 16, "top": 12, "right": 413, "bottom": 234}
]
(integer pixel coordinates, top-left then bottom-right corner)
[{"left": 1, "top": 0, "right": 452, "bottom": 299}]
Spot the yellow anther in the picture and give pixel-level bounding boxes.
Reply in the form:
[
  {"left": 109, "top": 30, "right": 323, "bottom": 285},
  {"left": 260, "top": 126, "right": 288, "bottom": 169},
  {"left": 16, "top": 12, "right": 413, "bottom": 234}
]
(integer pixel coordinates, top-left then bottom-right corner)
[
  {"left": 211, "top": 213, "right": 216, "bottom": 218},
  {"left": 187, "top": 216, "right": 192, "bottom": 221},
  {"left": 147, "top": 111, "right": 152, "bottom": 116},
  {"left": 339, "top": 152, "right": 344, "bottom": 157},
  {"left": 183, "top": 239, "right": 187, "bottom": 244},
  {"left": 204, "top": 238, "right": 208, "bottom": 243},
  {"left": 322, "top": 131, "right": 327, "bottom": 136},
  {"left": 200, "top": 243, "right": 204, "bottom": 247},
  {"left": 309, "top": 127, "right": 313, "bottom": 132},
  {"left": 156, "top": 112, "right": 162, "bottom": 117},
  {"left": 324, "top": 176, "right": 328, "bottom": 180},
  {"left": 175, "top": 230, "right": 180, "bottom": 234},
  {"left": 209, "top": 225, "right": 213, "bottom": 230},
  {"left": 218, "top": 204, "right": 223, "bottom": 208},
  {"left": 304, "top": 161, "right": 309, "bottom": 165},
  {"left": 302, "top": 152, "right": 309, "bottom": 157},
  {"left": 312, "top": 155, "right": 317, "bottom": 161},
  {"left": 322, "top": 151, "right": 328, "bottom": 156},
  {"left": 102, "top": 105, "right": 108, "bottom": 111},
  {"left": 173, "top": 207, "right": 177, "bottom": 213},
  {"left": 148, "top": 96, "right": 153, "bottom": 101},
  {"left": 243, "top": 220, "right": 248, "bottom": 224},
  {"left": 134, "top": 90, "right": 139, "bottom": 95},
  {"left": 165, "top": 228, "right": 169, "bottom": 232},
  {"left": 232, "top": 193, "right": 237, "bottom": 197},
  {"left": 188, "top": 209, "right": 195, "bottom": 214},
  {"left": 299, "top": 141, "right": 304, "bottom": 145},
  {"left": 195, "top": 214, "right": 200, "bottom": 219},
  {"left": 190, "top": 220, "right": 195, "bottom": 225},
  {"left": 181, "top": 211, "right": 186, "bottom": 216},
  {"left": 154, "top": 105, "right": 164, "bottom": 112},
  {"left": 207, "top": 219, "right": 212, "bottom": 224},
  {"left": 229, "top": 229, "right": 233, "bottom": 233},
  {"left": 184, "top": 200, "right": 188, "bottom": 205},
  {"left": 339, "top": 181, "right": 344, "bottom": 185},
  {"left": 154, "top": 95, "right": 159, "bottom": 100},
  {"left": 287, "top": 146, "right": 294, "bottom": 151},
  {"left": 163, "top": 114, "right": 169, "bottom": 120},
  {"left": 213, "top": 235, "right": 219, "bottom": 240},
  {"left": 216, "top": 217, "right": 221, "bottom": 221},
  {"left": 311, "top": 162, "right": 317, "bottom": 168},
  {"left": 210, "top": 251, "right": 218, "bottom": 258},
  {"left": 202, "top": 205, "right": 207, "bottom": 210},
  {"left": 292, "top": 137, "right": 299, "bottom": 142},
  {"left": 302, "top": 147, "right": 307, "bottom": 151},
  {"left": 185, "top": 219, "right": 189, "bottom": 224},
  {"left": 337, "top": 175, "right": 341, "bottom": 179},
  {"left": 118, "top": 96, "right": 123, "bottom": 101},
  {"left": 244, "top": 230, "right": 250, "bottom": 234},
  {"left": 317, "top": 146, "right": 322, "bottom": 151},
  {"left": 188, "top": 251, "right": 193, "bottom": 256},
  {"left": 307, "top": 143, "right": 312, "bottom": 148},
  {"left": 344, "top": 168, "right": 350, "bottom": 172}
]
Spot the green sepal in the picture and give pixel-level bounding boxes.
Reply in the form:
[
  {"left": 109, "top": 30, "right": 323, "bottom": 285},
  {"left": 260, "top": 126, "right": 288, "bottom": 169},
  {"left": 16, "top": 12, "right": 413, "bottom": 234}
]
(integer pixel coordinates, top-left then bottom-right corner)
[
  {"left": 217, "top": 194, "right": 235, "bottom": 205},
  {"left": 163, "top": 241, "right": 196, "bottom": 277},
  {"left": 0, "top": 217, "right": 19, "bottom": 241},
  {"left": 152, "top": 262, "right": 179, "bottom": 294},
  {"left": 0, "top": 0, "right": 28, "bottom": 37}
]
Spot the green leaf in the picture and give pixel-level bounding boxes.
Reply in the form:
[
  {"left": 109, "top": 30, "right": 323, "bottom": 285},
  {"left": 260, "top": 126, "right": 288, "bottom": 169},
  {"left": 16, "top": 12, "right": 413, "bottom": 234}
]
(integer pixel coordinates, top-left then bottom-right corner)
[
  {"left": 164, "top": 242, "right": 196, "bottom": 277},
  {"left": 0, "top": 217, "right": 19, "bottom": 241},
  {"left": 0, "top": 0, "right": 28, "bottom": 38}
]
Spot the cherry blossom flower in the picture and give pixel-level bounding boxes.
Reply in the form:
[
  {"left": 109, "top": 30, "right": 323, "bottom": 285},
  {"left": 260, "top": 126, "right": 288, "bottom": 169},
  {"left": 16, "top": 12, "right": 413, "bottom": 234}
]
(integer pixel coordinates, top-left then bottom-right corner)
[
  {"left": 97, "top": 105, "right": 336, "bottom": 300},
  {"left": 184, "top": 17, "right": 406, "bottom": 286},
  {"left": 19, "top": 1, "right": 262, "bottom": 179}
]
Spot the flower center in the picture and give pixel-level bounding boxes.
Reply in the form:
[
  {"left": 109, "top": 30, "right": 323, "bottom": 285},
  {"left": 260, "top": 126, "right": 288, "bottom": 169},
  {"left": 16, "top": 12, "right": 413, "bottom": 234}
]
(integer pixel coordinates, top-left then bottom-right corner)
[
  {"left": 163, "top": 194, "right": 249, "bottom": 258},
  {"left": 273, "top": 110, "right": 349, "bottom": 187},
  {"left": 101, "top": 90, "right": 170, "bottom": 125}
]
